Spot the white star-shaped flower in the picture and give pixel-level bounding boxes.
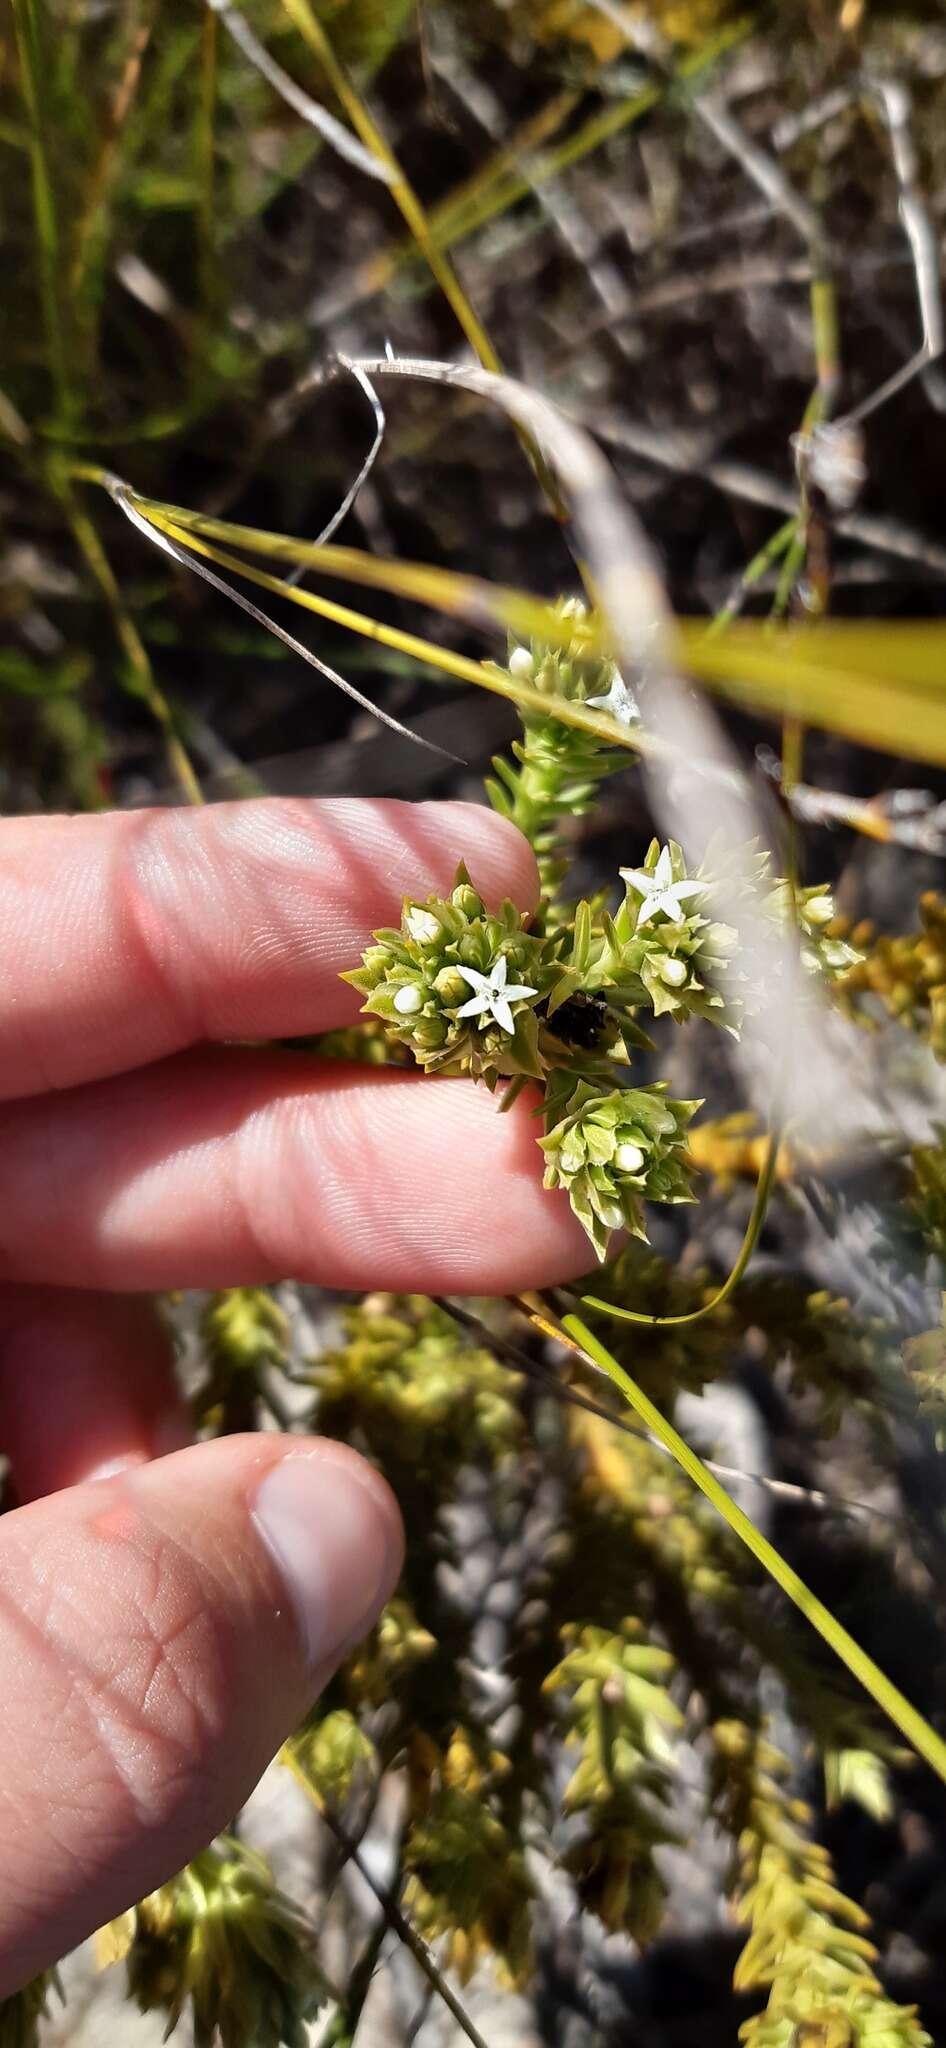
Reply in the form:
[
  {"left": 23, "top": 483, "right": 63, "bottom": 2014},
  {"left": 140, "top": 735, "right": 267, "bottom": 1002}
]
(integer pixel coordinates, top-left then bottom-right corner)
[
  {"left": 455, "top": 954, "right": 537, "bottom": 1035},
  {"left": 585, "top": 672, "right": 640, "bottom": 727},
  {"left": 619, "top": 844, "right": 705, "bottom": 928}
]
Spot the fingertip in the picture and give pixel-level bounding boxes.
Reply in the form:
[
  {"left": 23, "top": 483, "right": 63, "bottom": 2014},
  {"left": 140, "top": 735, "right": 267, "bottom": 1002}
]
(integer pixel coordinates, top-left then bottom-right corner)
[
  {"left": 0, "top": 1433, "right": 403, "bottom": 1988},
  {"left": 415, "top": 800, "right": 541, "bottom": 913}
]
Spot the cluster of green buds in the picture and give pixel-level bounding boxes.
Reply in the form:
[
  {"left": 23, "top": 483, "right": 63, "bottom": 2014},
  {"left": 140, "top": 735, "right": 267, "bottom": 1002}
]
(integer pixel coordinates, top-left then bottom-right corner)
[
  {"left": 98, "top": 1841, "right": 325, "bottom": 2048},
  {"left": 766, "top": 877, "right": 863, "bottom": 983},
  {"left": 312, "top": 1294, "right": 524, "bottom": 1471},
  {"left": 834, "top": 891, "right": 946, "bottom": 1058},
  {"left": 499, "top": 597, "right": 639, "bottom": 729},
  {"left": 485, "top": 598, "right": 637, "bottom": 905},
  {"left": 346, "top": 808, "right": 857, "bottom": 1256},
  {"left": 542, "top": 1622, "right": 681, "bottom": 1942},
  {"left": 289, "top": 1707, "right": 377, "bottom": 1810},
  {"left": 716, "top": 1722, "right": 930, "bottom": 2048},
  {"left": 541, "top": 1079, "right": 700, "bottom": 1261},
  {"left": 403, "top": 1728, "right": 533, "bottom": 1988},
  {"left": 600, "top": 837, "right": 740, "bottom": 1027},
  {"left": 344, "top": 865, "right": 552, "bottom": 1087}
]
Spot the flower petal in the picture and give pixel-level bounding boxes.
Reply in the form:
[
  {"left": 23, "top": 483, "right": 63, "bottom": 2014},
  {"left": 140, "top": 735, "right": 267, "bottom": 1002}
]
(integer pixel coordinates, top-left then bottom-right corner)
[
  {"left": 456, "top": 994, "right": 489, "bottom": 1019},
  {"left": 455, "top": 965, "right": 491, "bottom": 993},
  {"left": 492, "top": 997, "right": 516, "bottom": 1034}
]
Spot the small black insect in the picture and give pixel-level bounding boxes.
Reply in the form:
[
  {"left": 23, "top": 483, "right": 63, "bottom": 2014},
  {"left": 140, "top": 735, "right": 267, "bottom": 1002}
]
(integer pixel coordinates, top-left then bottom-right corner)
[{"left": 544, "top": 991, "right": 610, "bottom": 1051}]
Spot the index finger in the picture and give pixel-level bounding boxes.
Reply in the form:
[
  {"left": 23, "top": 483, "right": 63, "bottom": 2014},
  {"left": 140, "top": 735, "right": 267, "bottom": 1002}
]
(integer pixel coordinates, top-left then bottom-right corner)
[{"left": 0, "top": 798, "right": 538, "bottom": 1101}]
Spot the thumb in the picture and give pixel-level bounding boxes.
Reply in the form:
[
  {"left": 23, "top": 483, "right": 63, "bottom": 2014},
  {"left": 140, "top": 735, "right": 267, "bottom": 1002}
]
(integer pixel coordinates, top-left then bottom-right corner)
[{"left": 0, "top": 1434, "right": 402, "bottom": 1994}]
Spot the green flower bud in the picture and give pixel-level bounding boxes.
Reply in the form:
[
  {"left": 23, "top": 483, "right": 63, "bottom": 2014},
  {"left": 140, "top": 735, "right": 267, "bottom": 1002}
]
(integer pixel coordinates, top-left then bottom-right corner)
[
  {"left": 413, "top": 1014, "right": 448, "bottom": 1049},
  {"left": 765, "top": 878, "right": 862, "bottom": 983},
  {"left": 433, "top": 965, "right": 471, "bottom": 1007},
  {"left": 451, "top": 880, "right": 484, "bottom": 920}
]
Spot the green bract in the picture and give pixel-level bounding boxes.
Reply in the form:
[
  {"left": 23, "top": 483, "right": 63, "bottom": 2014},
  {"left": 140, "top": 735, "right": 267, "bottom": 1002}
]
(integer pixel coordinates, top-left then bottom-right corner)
[{"left": 540, "top": 1079, "right": 700, "bottom": 1260}]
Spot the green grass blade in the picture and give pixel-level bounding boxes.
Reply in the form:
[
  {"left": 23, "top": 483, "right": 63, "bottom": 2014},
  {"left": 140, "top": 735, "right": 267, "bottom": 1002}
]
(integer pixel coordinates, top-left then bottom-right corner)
[
  {"left": 276, "top": 0, "right": 501, "bottom": 375},
  {"left": 562, "top": 1310, "right": 946, "bottom": 1790},
  {"left": 11, "top": 0, "right": 73, "bottom": 425}
]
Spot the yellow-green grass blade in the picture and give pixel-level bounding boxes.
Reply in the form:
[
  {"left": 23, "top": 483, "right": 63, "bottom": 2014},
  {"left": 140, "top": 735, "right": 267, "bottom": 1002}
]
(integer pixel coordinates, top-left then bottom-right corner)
[
  {"left": 682, "top": 620, "right": 946, "bottom": 768},
  {"left": 76, "top": 475, "right": 946, "bottom": 771},
  {"left": 563, "top": 1310, "right": 946, "bottom": 1790}
]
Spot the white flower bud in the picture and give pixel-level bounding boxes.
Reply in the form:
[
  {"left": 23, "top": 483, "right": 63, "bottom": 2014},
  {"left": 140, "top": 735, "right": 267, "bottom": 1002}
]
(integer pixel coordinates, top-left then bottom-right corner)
[
  {"left": 393, "top": 983, "right": 424, "bottom": 1015},
  {"left": 614, "top": 1142, "right": 646, "bottom": 1173},
  {"left": 507, "top": 646, "right": 534, "bottom": 679},
  {"left": 805, "top": 894, "right": 834, "bottom": 926},
  {"left": 658, "top": 956, "right": 688, "bottom": 987},
  {"left": 406, "top": 906, "right": 442, "bottom": 945}
]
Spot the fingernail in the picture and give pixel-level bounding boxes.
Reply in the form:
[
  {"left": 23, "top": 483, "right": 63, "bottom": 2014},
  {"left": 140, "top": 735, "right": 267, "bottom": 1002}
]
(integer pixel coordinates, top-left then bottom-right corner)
[{"left": 252, "top": 1453, "right": 400, "bottom": 1672}]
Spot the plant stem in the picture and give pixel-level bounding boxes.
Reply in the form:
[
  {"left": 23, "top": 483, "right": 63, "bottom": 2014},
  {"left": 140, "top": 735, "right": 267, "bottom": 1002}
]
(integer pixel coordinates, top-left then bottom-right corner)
[
  {"left": 562, "top": 1309, "right": 946, "bottom": 1791},
  {"left": 56, "top": 478, "right": 201, "bottom": 803}
]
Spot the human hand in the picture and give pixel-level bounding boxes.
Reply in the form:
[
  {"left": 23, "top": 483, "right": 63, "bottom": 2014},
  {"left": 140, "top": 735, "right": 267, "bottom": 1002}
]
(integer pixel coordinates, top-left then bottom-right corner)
[{"left": 0, "top": 797, "right": 586, "bottom": 1994}]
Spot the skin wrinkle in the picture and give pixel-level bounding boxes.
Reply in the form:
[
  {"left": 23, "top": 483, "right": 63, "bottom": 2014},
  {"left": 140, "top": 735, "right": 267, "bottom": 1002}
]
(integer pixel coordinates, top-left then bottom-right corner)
[
  {"left": 0, "top": 799, "right": 541, "bottom": 1101},
  {"left": 0, "top": 1049, "right": 588, "bottom": 1291},
  {"left": 0, "top": 845, "right": 98, "bottom": 1099},
  {"left": 114, "top": 810, "right": 207, "bottom": 1055},
  {"left": 123, "top": 804, "right": 297, "bottom": 1042},
  {"left": 0, "top": 1497, "right": 251, "bottom": 1872},
  {"left": 0, "top": 1581, "right": 119, "bottom": 1905}
]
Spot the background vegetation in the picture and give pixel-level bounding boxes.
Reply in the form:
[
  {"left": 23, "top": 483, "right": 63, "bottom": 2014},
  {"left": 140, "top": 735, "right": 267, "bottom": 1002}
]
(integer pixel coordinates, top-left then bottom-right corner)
[{"left": 4, "top": 0, "right": 946, "bottom": 2043}]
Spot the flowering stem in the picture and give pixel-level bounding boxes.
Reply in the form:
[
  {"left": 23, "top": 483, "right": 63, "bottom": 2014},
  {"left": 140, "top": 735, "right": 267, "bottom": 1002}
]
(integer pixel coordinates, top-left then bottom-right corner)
[{"left": 580, "top": 1124, "right": 781, "bottom": 1328}]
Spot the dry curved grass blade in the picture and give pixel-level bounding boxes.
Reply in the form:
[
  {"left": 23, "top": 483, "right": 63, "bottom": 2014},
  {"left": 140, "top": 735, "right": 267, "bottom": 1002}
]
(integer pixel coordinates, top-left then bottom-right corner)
[
  {"left": 206, "top": 0, "right": 393, "bottom": 184},
  {"left": 111, "top": 482, "right": 460, "bottom": 763},
  {"left": 276, "top": 0, "right": 500, "bottom": 374}
]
